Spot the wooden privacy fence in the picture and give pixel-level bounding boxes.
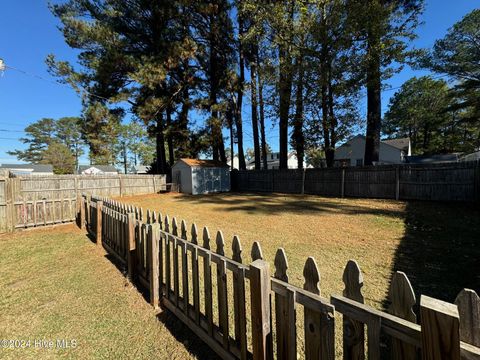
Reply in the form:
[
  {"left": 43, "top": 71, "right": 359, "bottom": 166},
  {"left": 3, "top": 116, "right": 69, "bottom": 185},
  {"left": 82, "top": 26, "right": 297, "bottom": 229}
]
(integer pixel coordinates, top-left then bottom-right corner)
[
  {"left": 80, "top": 194, "right": 480, "bottom": 359},
  {"left": 232, "top": 161, "right": 480, "bottom": 202},
  {"left": 0, "top": 174, "right": 166, "bottom": 232}
]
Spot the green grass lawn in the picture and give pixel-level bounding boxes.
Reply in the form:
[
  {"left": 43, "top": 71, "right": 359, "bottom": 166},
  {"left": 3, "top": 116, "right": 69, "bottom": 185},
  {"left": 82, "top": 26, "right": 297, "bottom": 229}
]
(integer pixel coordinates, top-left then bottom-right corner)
[{"left": 0, "top": 224, "right": 212, "bottom": 360}]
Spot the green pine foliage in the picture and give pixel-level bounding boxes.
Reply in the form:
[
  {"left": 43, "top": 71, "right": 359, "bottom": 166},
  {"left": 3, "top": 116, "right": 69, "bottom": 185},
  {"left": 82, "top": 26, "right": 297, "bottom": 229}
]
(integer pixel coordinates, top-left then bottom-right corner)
[{"left": 6, "top": 1, "right": 472, "bottom": 171}]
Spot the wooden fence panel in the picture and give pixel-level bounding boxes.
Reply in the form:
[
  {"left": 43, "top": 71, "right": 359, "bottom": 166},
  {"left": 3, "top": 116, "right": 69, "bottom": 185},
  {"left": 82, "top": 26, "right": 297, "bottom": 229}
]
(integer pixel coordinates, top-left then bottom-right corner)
[
  {"left": 400, "top": 163, "right": 476, "bottom": 201},
  {"left": 344, "top": 166, "right": 396, "bottom": 199},
  {"left": 233, "top": 161, "right": 480, "bottom": 202},
  {"left": 0, "top": 175, "right": 166, "bottom": 232},
  {"left": 273, "top": 169, "right": 303, "bottom": 193},
  {"left": 304, "top": 168, "right": 343, "bottom": 197}
]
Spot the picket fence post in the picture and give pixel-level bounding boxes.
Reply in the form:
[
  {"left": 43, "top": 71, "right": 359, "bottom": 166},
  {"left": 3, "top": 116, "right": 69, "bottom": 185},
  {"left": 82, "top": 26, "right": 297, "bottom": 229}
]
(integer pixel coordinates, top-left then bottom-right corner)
[
  {"left": 96, "top": 200, "right": 103, "bottom": 245},
  {"left": 80, "top": 195, "right": 85, "bottom": 230},
  {"left": 420, "top": 295, "right": 460, "bottom": 359},
  {"left": 250, "top": 259, "right": 273, "bottom": 360},
  {"left": 127, "top": 212, "right": 136, "bottom": 282},
  {"left": 149, "top": 223, "right": 160, "bottom": 309}
]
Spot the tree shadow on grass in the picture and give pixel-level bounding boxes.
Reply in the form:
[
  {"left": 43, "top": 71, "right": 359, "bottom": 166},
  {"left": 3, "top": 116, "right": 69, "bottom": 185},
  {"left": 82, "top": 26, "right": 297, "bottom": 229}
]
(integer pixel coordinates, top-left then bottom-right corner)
[
  {"left": 384, "top": 200, "right": 480, "bottom": 312},
  {"left": 170, "top": 192, "right": 406, "bottom": 219}
]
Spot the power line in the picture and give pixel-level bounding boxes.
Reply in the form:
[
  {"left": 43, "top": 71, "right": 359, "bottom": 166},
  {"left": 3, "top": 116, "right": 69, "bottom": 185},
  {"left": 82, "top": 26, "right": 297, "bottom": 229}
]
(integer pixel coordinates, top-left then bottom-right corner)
[
  {"left": 3, "top": 63, "right": 112, "bottom": 103},
  {"left": 0, "top": 129, "right": 25, "bottom": 133}
]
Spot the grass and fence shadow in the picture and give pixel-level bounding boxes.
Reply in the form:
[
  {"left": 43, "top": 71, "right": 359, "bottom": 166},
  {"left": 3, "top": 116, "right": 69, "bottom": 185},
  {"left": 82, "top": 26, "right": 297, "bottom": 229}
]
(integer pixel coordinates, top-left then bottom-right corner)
[{"left": 81, "top": 193, "right": 480, "bottom": 359}]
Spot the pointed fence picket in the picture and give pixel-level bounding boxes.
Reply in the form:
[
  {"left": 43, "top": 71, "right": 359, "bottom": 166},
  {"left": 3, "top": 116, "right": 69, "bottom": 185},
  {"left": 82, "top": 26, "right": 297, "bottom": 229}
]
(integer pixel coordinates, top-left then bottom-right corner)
[{"left": 80, "top": 194, "right": 480, "bottom": 360}]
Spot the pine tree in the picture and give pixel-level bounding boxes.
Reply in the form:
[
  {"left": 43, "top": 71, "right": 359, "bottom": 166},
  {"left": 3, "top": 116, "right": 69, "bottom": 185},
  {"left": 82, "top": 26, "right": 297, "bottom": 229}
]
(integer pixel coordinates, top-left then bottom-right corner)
[
  {"left": 351, "top": 0, "right": 424, "bottom": 165},
  {"left": 8, "top": 118, "right": 56, "bottom": 163}
]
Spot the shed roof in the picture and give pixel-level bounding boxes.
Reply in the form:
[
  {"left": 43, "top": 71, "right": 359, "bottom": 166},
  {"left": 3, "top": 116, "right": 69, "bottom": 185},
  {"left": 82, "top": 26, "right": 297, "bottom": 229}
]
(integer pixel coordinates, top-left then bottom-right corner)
[{"left": 176, "top": 158, "right": 229, "bottom": 168}]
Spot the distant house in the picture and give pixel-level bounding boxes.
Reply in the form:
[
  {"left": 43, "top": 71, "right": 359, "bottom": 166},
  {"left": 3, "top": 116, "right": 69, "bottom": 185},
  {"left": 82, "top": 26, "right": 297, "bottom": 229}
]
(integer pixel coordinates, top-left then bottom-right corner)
[
  {"left": 78, "top": 165, "right": 119, "bottom": 175},
  {"left": 0, "top": 163, "right": 54, "bottom": 176},
  {"left": 227, "top": 155, "right": 239, "bottom": 170},
  {"left": 334, "top": 135, "right": 411, "bottom": 166},
  {"left": 405, "top": 153, "right": 460, "bottom": 164},
  {"left": 246, "top": 152, "right": 302, "bottom": 170},
  {"left": 460, "top": 151, "right": 480, "bottom": 162},
  {"left": 171, "top": 158, "right": 230, "bottom": 195},
  {"left": 130, "top": 165, "right": 151, "bottom": 174}
]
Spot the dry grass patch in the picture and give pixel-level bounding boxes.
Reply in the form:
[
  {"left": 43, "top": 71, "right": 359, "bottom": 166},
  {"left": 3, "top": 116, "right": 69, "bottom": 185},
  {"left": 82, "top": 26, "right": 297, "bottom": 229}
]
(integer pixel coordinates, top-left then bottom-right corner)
[
  {"left": 0, "top": 224, "right": 212, "bottom": 359},
  {"left": 118, "top": 192, "right": 480, "bottom": 307}
]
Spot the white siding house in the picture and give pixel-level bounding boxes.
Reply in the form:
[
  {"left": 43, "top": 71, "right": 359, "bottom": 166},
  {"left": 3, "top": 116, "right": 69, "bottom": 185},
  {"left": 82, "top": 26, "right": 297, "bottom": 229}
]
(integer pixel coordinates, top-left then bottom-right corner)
[
  {"left": 78, "top": 165, "right": 119, "bottom": 175},
  {"left": 130, "top": 165, "right": 151, "bottom": 174},
  {"left": 172, "top": 159, "right": 230, "bottom": 195},
  {"left": 334, "top": 135, "right": 411, "bottom": 166},
  {"left": 246, "top": 152, "right": 301, "bottom": 169}
]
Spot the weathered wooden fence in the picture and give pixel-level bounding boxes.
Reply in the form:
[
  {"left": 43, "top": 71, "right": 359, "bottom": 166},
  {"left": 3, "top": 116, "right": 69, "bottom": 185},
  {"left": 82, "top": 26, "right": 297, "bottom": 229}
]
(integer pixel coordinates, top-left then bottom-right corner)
[
  {"left": 232, "top": 161, "right": 480, "bottom": 202},
  {"left": 81, "top": 194, "right": 480, "bottom": 359},
  {"left": 0, "top": 174, "right": 166, "bottom": 232}
]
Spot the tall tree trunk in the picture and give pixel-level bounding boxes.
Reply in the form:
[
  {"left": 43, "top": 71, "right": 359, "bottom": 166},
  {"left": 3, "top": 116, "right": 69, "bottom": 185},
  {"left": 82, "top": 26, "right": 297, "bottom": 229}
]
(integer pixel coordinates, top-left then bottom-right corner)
[
  {"left": 218, "top": 128, "right": 226, "bottom": 163},
  {"left": 251, "top": 58, "right": 261, "bottom": 170},
  {"left": 278, "top": 1, "right": 295, "bottom": 169},
  {"left": 292, "top": 56, "right": 305, "bottom": 169},
  {"left": 321, "top": 81, "right": 334, "bottom": 167},
  {"left": 227, "top": 106, "right": 235, "bottom": 170},
  {"left": 364, "top": 23, "right": 382, "bottom": 166},
  {"left": 123, "top": 142, "right": 128, "bottom": 174},
  {"left": 320, "top": 39, "right": 334, "bottom": 167},
  {"left": 166, "top": 105, "right": 174, "bottom": 166},
  {"left": 279, "top": 46, "right": 293, "bottom": 169},
  {"left": 327, "top": 64, "right": 337, "bottom": 164},
  {"left": 155, "top": 112, "right": 168, "bottom": 174},
  {"left": 235, "top": 8, "right": 247, "bottom": 170},
  {"left": 209, "top": 13, "right": 222, "bottom": 163},
  {"left": 176, "top": 86, "right": 190, "bottom": 157},
  {"left": 258, "top": 61, "right": 268, "bottom": 169}
]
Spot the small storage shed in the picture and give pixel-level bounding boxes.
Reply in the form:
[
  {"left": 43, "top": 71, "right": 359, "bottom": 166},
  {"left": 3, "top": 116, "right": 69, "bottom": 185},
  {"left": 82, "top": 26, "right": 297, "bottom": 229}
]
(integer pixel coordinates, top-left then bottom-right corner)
[{"left": 172, "top": 159, "right": 230, "bottom": 195}]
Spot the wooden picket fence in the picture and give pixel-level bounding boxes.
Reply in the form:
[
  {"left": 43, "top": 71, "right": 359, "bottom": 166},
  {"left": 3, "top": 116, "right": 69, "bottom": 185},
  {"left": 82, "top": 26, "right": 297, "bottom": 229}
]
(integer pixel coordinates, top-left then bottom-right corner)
[
  {"left": 0, "top": 174, "right": 166, "bottom": 232},
  {"left": 80, "top": 194, "right": 480, "bottom": 359}
]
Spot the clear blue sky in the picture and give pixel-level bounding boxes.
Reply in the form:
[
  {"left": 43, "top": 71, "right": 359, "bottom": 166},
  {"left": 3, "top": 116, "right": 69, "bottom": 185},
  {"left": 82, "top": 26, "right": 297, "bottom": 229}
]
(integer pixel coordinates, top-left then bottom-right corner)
[{"left": 0, "top": 0, "right": 478, "bottom": 164}]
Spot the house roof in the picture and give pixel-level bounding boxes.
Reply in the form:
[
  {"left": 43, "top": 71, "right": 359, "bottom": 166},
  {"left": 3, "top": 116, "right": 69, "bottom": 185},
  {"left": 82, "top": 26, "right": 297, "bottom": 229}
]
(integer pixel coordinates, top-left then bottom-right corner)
[
  {"left": 337, "top": 135, "right": 410, "bottom": 152},
  {"left": 0, "top": 164, "right": 53, "bottom": 172},
  {"left": 405, "top": 154, "right": 460, "bottom": 164},
  {"left": 133, "top": 165, "right": 150, "bottom": 172},
  {"left": 78, "top": 165, "right": 118, "bottom": 172},
  {"left": 176, "top": 158, "right": 229, "bottom": 168},
  {"left": 383, "top": 138, "right": 410, "bottom": 151}
]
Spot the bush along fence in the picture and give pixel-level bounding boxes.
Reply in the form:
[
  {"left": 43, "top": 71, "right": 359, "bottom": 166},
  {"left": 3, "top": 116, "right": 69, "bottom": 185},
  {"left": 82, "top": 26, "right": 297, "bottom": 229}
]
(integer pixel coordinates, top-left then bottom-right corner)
[
  {"left": 80, "top": 194, "right": 480, "bottom": 359},
  {"left": 0, "top": 174, "right": 166, "bottom": 232},
  {"left": 231, "top": 161, "right": 480, "bottom": 202}
]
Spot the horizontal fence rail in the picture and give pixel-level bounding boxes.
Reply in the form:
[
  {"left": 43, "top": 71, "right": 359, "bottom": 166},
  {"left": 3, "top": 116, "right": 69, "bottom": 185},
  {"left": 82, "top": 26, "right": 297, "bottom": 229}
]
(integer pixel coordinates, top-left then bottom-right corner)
[
  {"left": 0, "top": 174, "right": 166, "bottom": 232},
  {"left": 232, "top": 161, "right": 480, "bottom": 202},
  {"left": 81, "top": 194, "right": 480, "bottom": 360}
]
